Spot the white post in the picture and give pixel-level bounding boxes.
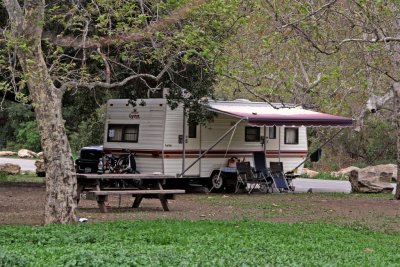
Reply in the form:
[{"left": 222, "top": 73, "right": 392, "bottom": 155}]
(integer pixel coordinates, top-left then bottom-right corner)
[
  {"left": 278, "top": 127, "right": 281, "bottom": 162},
  {"left": 182, "top": 107, "right": 186, "bottom": 174}
]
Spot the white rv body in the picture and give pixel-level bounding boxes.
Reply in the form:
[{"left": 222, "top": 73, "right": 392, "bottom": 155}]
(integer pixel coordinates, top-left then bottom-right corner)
[{"left": 103, "top": 98, "right": 308, "bottom": 178}]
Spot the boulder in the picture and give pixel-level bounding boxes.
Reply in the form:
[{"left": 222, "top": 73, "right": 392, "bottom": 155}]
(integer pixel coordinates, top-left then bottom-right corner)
[
  {"left": 35, "top": 160, "right": 46, "bottom": 177},
  {"left": 362, "top": 164, "right": 397, "bottom": 182},
  {"left": 302, "top": 168, "right": 319, "bottom": 177},
  {"left": 18, "top": 149, "right": 37, "bottom": 158},
  {"left": 0, "top": 163, "right": 21, "bottom": 175},
  {"left": 36, "top": 152, "right": 44, "bottom": 158},
  {"left": 349, "top": 168, "right": 394, "bottom": 193},
  {"left": 331, "top": 166, "right": 360, "bottom": 177},
  {"left": 0, "top": 151, "right": 17, "bottom": 157}
]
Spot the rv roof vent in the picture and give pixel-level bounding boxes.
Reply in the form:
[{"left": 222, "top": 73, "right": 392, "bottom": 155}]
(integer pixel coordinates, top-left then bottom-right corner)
[{"left": 234, "top": 99, "right": 251, "bottom": 103}]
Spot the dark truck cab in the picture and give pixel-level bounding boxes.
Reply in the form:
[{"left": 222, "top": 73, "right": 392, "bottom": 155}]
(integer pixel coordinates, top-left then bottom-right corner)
[{"left": 75, "top": 145, "right": 104, "bottom": 173}]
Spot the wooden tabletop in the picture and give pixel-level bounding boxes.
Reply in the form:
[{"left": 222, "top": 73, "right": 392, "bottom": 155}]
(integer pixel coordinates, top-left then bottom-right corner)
[{"left": 76, "top": 173, "right": 176, "bottom": 179}]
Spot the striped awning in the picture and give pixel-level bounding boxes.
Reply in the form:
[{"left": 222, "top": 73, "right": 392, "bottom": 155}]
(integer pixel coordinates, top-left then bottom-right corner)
[{"left": 206, "top": 100, "right": 353, "bottom": 127}]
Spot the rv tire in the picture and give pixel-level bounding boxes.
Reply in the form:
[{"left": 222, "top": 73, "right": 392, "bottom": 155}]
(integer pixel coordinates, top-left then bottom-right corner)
[{"left": 209, "top": 171, "right": 224, "bottom": 192}]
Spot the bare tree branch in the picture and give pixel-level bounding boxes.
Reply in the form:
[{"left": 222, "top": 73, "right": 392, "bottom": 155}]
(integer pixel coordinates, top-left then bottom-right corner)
[
  {"left": 96, "top": 47, "right": 111, "bottom": 84},
  {"left": 46, "top": 0, "right": 209, "bottom": 49},
  {"left": 59, "top": 72, "right": 158, "bottom": 91},
  {"left": 337, "top": 36, "right": 400, "bottom": 46},
  {"left": 222, "top": 73, "right": 284, "bottom": 109},
  {"left": 279, "top": 0, "right": 338, "bottom": 29},
  {"left": 355, "top": 90, "right": 394, "bottom": 132},
  {"left": 57, "top": 49, "right": 202, "bottom": 91},
  {"left": 3, "top": 0, "right": 23, "bottom": 25}
]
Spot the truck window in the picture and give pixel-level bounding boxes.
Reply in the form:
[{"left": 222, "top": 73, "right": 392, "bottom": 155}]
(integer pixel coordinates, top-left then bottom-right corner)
[{"left": 107, "top": 124, "right": 139, "bottom": 142}]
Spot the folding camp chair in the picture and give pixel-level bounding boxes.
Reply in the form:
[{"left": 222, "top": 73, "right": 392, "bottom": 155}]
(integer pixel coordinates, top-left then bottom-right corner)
[
  {"left": 236, "top": 161, "right": 259, "bottom": 193},
  {"left": 253, "top": 152, "right": 274, "bottom": 193},
  {"left": 269, "top": 162, "right": 293, "bottom": 192}
]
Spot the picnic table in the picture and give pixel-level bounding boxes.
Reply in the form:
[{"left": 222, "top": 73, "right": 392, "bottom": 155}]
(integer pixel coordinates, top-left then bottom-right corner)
[{"left": 76, "top": 173, "right": 185, "bottom": 212}]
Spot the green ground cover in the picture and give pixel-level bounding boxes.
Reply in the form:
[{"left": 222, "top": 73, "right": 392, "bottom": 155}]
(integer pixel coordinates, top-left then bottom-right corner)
[
  {"left": 0, "top": 172, "right": 44, "bottom": 183},
  {"left": 1, "top": 220, "right": 400, "bottom": 266},
  {"left": 301, "top": 172, "right": 348, "bottom": 180}
]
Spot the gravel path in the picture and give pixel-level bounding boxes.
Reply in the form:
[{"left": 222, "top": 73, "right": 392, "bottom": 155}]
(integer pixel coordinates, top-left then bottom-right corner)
[{"left": 0, "top": 157, "right": 36, "bottom": 171}]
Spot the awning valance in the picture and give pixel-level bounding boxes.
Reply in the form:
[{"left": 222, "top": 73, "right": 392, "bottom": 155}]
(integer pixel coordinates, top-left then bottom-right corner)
[{"left": 206, "top": 100, "right": 353, "bottom": 127}]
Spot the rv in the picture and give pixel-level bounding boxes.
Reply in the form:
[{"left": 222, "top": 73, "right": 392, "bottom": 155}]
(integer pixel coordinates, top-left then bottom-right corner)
[{"left": 103, "top": 98, "right": 353, "bottom": 190}]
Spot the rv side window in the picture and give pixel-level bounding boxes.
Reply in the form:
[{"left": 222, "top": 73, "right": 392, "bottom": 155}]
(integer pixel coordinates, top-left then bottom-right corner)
[
  {"left": 268, "top": 126, "right": 276, "bottom": 139},
  {"left": 188, "top": 122, "right": 197, "bottom": 138},
  {"left": 245, "top": 127, "right": 260, "bottom": 142},
  {"left": 284, "top": 127, "right": 299, "bottom": 144},
  {"left": 107, "top": 124, "right": 139, "bottom": 142}
]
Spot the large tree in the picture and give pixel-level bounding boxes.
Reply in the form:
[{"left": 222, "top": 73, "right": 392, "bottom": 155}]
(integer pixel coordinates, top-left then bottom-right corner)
[{"left": 2, "top": 0, "right": 243, "bottom": 223}]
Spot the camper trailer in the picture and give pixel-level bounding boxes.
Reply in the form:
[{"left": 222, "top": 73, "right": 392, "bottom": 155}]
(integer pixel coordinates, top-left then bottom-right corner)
[{"left": 103, "top": 98, "right": 353, "bottom": 190}]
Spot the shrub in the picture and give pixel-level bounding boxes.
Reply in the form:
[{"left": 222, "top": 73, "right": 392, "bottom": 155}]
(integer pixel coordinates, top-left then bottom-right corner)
[
  {"left": 69, "top": 106, "right": 105, "bottom": 154},
  {"left": 16, "top": 121, "right": 41, "bottom": 152},
  {"left": 0, "top": 251, "right": 28, "bottom": 267}
]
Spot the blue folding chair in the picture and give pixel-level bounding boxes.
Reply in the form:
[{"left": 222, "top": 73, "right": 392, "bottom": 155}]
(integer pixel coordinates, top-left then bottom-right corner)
[
  {"left": 252, "top": 152, "right": 274, "bottom": 193},
  {"left": 269, "top": 162, "right": 291, "bottom": 192}
]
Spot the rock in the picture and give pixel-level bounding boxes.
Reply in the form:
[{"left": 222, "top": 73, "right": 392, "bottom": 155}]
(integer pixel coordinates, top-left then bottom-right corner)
[
  {"left": 36, "top": 152, "right": 44, "bottom": 158},
  {"left": 362, "top": 164, "right": 397, "bottom": 182},
  {"left": 331, "top": 166, "right": 360, "bottom": 177},
  {"left": 0, "top": 163, "right": 21, "bottom": 175},
  {"left": 18, "top": 149, "right": 37, "bottom": 158},
  {"left": 302, "top": 168, "right": 319, "bottom": 177},
  {"left": 0, "top": 151, "right": 17, "bottom": 157},
  {"left": 333, "top": 164, "right": 397, "bottom": 181},
  {"left": 349, "top": 168, "right": 394, "bottom": 194},
  {"left": 35, "top": 160, "right": 46, "bottom": 177}
]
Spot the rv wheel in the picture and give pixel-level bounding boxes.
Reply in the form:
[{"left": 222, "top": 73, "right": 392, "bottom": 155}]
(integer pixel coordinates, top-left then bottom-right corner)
[{"left": 209, "top": 172, "right": 224, "bottom": 192}]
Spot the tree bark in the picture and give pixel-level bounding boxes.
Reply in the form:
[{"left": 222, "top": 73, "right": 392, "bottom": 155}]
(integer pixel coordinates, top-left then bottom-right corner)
[
  {"left": 5, "top": 0, "right": 77, "bottom": 223},
  {"left": 391, "top": 16, "right": 400, "bottom": 200},
  {"left": 393, "top": 83, "right": 400, "bottom": 199}
]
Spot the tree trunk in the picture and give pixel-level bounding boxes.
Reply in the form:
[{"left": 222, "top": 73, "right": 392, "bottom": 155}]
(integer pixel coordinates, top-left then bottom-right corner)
[
  {"left": 5, "top": 0, "right": 77, "bottom": 223},
  {"left": 392, "top": 17, "right": 400, "bottom": 200},
  {"left": 394, "top": 83, "right": 400, "bottom": 199},
  {"left": 24, "top": 59, "right": 77, "bottom": 224},
  {"left": 17, "top": 31, "right": 77, "bottom": 225}
]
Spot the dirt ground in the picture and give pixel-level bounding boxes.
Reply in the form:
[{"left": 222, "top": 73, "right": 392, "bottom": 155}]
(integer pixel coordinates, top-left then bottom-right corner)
[{"left": 2, "top": 182, "right": 400, "bottom": 232}]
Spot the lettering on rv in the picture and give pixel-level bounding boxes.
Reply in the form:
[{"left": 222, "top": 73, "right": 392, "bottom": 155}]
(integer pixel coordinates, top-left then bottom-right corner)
[{"left": 129, "top": 109, "right": 140, "bottom": 119}]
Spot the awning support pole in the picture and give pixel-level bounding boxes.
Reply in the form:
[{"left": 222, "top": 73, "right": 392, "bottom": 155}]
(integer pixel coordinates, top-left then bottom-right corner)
[
  {"left": 177, "top": 118, "right": 246, "bottom": 177},
  {"left": 278, "top": 127, "right": 281, "bottom": 162},
  {"left": 290, "top": 128, "right": 345, "bottom": 173},
  {"left": 182, "top": 107, "right": 186, "bottom": 174}
]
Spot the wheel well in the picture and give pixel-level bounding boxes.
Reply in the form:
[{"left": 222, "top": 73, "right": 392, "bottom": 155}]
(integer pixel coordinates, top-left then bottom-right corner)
[{"left": 209, "top": 169, "right": 221, "bottom": 178}]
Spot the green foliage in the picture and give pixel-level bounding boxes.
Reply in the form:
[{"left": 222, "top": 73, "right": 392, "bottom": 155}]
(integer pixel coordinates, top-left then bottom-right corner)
[
  {"left": 1, "top": 0, "right": 247, "bottom": 153},
  {"left": 0, "top": 172, "right": 7, "bottom": 182},
  {"left": 0, "top": 101, "right": 41, "bottom": 151},
  {"left": 302, "top": 171, "right": 347, "bottom": 181},
  {"left": 0, "top": 250, "right": 28, "bottom": 267},
  {"left": 1, "top": 220, "right": 400, "bottom": 266},
  {"left": 341, "top": 116, "right": 396, "bottom": 165},
  {"left": 16, "top": 121, "right": 41, "bottom": 152},
  {"left": 0, "top": 172, "right": 44, "bottom": 183},
  {"left": 69, "top": 106, "right": 105, "bottom": 153}
]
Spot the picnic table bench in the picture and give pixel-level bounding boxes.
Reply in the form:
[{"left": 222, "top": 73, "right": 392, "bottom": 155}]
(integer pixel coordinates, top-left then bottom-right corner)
[{"left": 76, "top": 173, "right": 185, "bottom": 213}]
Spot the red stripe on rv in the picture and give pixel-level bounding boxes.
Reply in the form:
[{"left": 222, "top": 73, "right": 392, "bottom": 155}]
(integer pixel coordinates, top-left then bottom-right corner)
[{"left": 104, "top": 149, "right": 308, "bottom": 158}]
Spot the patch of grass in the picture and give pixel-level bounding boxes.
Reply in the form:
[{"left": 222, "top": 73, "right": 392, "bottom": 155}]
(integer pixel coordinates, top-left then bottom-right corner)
[
  {"left": 0, "top": 155, "right": 21, "bottom": 159},
  {"left": 302, "top": 171, "right": 348, "bottom": 180},
  {"left": 0, "top": 172, "right": 44, "bottom": 183},
  {"left": 0, "top": 172, "right": 7, "bottom": 182},
  {"left": 1, "top": 220, "right": 400, "bottom": 266}
]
